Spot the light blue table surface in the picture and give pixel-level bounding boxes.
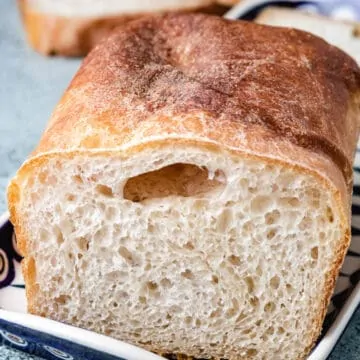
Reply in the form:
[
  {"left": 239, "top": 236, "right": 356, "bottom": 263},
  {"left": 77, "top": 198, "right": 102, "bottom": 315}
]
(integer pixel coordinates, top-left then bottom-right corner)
[{"left": 0, "top": 0, "right": 359, "bottom": 359}]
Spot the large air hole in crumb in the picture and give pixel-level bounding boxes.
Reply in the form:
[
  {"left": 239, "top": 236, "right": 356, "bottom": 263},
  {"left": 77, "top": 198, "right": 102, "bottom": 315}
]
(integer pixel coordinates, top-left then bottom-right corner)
[{"left": 123, "top": 163, "right": 225, "bottom": 202}]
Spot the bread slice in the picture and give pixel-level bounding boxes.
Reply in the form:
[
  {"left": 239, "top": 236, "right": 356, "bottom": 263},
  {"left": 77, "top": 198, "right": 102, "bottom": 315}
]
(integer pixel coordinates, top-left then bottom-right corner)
[
  {"left": 18, "top": 0, "right": 237, "bottom": 56},
  {"left": 256, "top": 7, "right": 360, "bottom": 64},
  {"left": 8, "top": 13, "right": 360, "bottom": 360}
]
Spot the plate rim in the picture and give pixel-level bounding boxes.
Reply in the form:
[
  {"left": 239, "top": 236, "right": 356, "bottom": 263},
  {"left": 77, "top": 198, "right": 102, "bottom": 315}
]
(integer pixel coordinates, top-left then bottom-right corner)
[{"left": 0, "top": 308, "right": 163, "bottom": 360}]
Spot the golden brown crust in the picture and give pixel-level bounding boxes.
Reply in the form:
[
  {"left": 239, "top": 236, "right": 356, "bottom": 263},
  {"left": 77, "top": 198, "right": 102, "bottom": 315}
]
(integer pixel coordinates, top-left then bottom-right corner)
[
  {"left": 8, "top": 13, "right": 360, "bottom": 359},
  {"left": 33, "top": 13, "right": 360, "bottom": 187},
  {"left": 17, "top": 0, "right": 229, "bottom": 56}
]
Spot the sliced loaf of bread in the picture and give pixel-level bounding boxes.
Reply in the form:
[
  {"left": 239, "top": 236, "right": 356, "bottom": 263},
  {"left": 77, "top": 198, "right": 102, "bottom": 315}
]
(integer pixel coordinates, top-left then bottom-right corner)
[{"left": 8, "top": 13, "right": 360, "bottom": 360}]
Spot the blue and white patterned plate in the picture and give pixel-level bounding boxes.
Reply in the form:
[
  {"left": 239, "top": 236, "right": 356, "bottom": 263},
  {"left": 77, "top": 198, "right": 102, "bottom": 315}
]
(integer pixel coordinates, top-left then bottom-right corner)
[{"left": 1, "top": 1, "right": 360, "bottom": 359}]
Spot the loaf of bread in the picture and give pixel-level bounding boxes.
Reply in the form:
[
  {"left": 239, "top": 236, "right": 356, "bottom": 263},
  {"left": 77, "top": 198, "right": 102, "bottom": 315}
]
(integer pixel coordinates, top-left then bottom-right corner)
[
  {"left": 256, "top": 6, "right": 360, "bottom": 64},
  {"left": 8, "top": 13, "right": 360, "bottom": 360},
  {"left": 18, "top": 0, "right": 237, "bottom": 56}
]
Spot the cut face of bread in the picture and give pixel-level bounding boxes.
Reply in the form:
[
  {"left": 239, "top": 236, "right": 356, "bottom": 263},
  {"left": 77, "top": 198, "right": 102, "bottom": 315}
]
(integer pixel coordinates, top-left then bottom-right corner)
[
  {"left": 16, "top": 145, "right": 341, "bottom": 359},
  {"left": 256, "top": 7, "right": 360, "bottom": 63}
]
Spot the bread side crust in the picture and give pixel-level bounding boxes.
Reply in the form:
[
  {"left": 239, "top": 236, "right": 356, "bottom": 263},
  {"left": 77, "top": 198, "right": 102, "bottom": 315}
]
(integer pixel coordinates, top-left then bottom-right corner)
[{"left": 18, "top": 0, "right": 229, "bottom": 56}]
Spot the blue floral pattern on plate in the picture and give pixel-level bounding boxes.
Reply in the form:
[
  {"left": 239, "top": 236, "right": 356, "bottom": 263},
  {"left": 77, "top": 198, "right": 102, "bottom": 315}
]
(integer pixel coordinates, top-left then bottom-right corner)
[
  {"left": 0, "top": 318, "right": 124, "bottom": 360},
  {"left": 0, "top": 220, "right": 22, "bottom": 289}
]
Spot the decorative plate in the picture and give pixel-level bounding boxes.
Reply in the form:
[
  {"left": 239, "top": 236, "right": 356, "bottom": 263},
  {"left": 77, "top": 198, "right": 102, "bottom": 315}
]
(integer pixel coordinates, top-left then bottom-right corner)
[{"left": 1, "top": 1, "right": 360, "bottom": 360}]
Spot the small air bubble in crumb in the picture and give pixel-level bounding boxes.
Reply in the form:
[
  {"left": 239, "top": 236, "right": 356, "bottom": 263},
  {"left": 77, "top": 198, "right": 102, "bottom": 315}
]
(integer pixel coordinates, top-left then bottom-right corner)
[
  {"left": 326, "top": 207, "right": 334, "bottom": 223},
  {"left": 250, "top": 297, "right": 259, "bottom": 307},
  {"left": 311, "top": 247, "right": 318, "bottom": 260},
  {"left": 160, "top": 278, "right": 172, "bottom": 288},
  {"left": 228, "top": 255, "right": 241, "bottom": 266},
  {"left": 270, "top": 275, "right": 280, "bottom": 290},
  {"left": 147, "top": 281, "right": 158, "bottom": 291},
  {"left": 96, "top": 184, "right": 114, "bottom": 197},
  {"left": 264, "top": 302, "right": 276, "bottom": 313},
  {"left": 73, "top": 175, "right": 83, "bottom": 184},
  {"left": 251, "top": 196, "right": 272, "bottom": 213},
  {"left": 183, "top": 241, "right": 194, "bottom": 250},
  {"left": 185, "top": 316, "right": 192, "bottom": 324},
  {"left": 265, "top": 210, "right": 280, "bottom": 225},
  {"left": 246, "top": 349, "right": 258, "bottom": 356},
  {"left": 244, "top": 276, "right": 255, "bottom": 293},
  {"left": 66, "top": 194, "right": 76, "bottom": 202},
  {"left": 119, "top": 246, "right": 133, "bottom": 264},
  {"left": 138, "top": 296, "right": 147, "bottom": 304},
  {"left": 181, "top": 269, "right": 194, "bottom": 279},
  {"left": 266, "top": 229, "right": 277, "bottom": 240}
]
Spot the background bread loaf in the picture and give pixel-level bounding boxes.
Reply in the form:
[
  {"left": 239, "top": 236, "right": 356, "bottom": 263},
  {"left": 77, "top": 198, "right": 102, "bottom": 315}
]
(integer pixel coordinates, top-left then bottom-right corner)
[{"left": 18, "top": 0, "right": 237, "bottom": 56}]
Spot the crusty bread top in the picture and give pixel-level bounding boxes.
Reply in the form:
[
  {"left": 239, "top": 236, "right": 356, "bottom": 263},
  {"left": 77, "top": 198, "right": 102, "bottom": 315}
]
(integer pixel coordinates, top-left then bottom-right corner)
[{"left": 33, "top": 14, "right": 360, "bottom": 183}]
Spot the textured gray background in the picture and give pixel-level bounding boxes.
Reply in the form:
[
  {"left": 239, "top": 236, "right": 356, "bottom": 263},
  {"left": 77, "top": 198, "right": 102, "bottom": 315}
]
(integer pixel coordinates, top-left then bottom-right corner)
[
  {"left": 0, "top": 0, "right": 359, "bottom": 359},
  {"left": 0, "top": 0, "right": 80, "bottom": 214}
]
